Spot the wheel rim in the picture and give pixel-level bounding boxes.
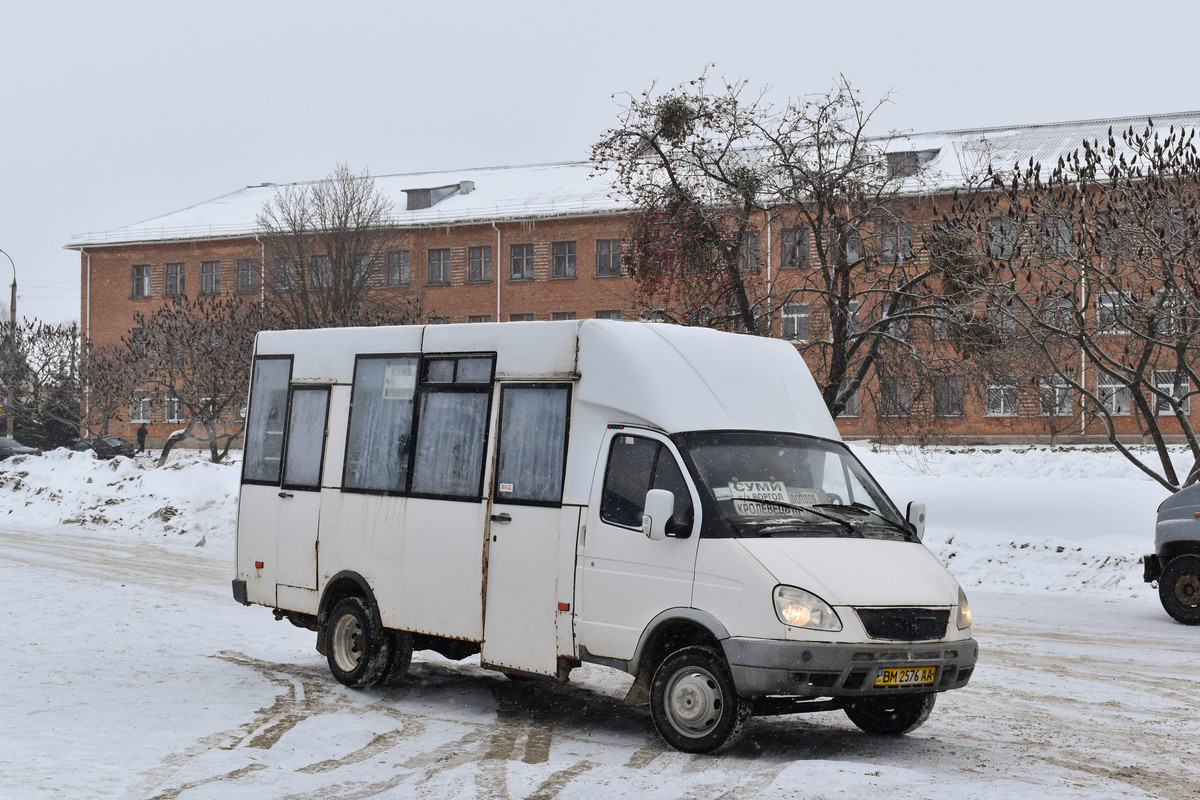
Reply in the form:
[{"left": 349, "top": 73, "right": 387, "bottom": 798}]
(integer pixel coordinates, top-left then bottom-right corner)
[
  {"left": 664, "top": 666, "right": 723, "bottom": 738},
  {"left": 330, "top": 612, "right": 365, "bottom": 673},
  {"left": 1173, "top": 570, "right": 1200, "bottom": 607}
]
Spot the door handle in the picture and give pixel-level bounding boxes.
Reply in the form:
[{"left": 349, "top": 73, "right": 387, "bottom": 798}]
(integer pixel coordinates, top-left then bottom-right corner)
[
  {"left": 490, "top": 512, "right": 511, "bottom": 523},
  {"left": 279, "top": 491, "right": 293, "bottom": 499}
]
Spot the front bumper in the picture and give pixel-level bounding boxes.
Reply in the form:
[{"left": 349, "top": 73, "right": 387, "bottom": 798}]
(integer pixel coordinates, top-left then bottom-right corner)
[{"left": 722, "top": 636, "right": 978, "bottom": 699}]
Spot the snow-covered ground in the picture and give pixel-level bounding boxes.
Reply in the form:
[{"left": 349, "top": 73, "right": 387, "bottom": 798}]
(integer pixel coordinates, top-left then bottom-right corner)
[{"left": 1, "top": 444, "right": 1196, "bottom": 799}]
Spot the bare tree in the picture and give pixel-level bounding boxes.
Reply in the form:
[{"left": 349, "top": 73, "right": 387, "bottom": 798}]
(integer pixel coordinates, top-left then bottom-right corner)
[
  {"left": 593, "top": 73, "right": 956, "bottom": 422},
  {"left": 0, "top": 320, "right": 81, "bottom": 449},
  {"left": 257, "top": 163, "right": 423, "bottom": 328},
  {"left": 942, "top": 120, "right": 1200, "bottom": 489},
  {"left": 127, "top": 296, "right": 265, "bottom": 464},
  {"left": 80, "top": 341, "right": 138, "bottom": 439}
]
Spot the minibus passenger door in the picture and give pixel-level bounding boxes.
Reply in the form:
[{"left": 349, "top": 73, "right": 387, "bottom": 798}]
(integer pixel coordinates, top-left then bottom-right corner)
[
  {"left": 274, "top": 385, "right": 330, "bottom": 591},
  {"left": 482, "top": 383, "right": 572, "bottom": 677}
]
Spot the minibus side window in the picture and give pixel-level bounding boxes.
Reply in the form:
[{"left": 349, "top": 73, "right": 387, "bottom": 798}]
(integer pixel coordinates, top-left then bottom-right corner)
[
  {"left": 494, "top": 384, "right": 570, "bottom": 504},
  {"left": 343, "top": 356, "right": 418, "bottom": 492},
  {"left": 410, "top": 389, "right": 490, "bottom": 499},
  {"left": 282, "top": 387, "right": 330, "bottom": 490},
  {"left": 243, "top": 357, "right": 292, "bottom": 484},
  {"left": 600, "top": 435, "right": 693, "bottom": 534}
]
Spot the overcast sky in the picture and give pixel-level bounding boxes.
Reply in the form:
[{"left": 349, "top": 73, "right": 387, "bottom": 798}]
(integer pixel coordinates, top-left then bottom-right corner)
[{"left": 3, "top": 0, "right": 1197, "bottom": 325}]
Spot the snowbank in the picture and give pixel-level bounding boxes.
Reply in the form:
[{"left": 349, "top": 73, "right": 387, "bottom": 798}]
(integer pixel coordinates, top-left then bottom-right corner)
[{"left": 0, "top": 443, "right": 1182, "bottom": 598}]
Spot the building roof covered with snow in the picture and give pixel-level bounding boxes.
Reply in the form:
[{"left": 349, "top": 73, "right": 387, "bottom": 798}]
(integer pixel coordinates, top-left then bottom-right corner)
[{"left": 66, "top": 110, "right": 1200, "bottom": 249}]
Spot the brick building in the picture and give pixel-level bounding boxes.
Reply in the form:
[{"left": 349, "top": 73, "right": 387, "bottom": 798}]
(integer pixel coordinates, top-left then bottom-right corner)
[{"left": 68, "top": 113, "right": 1200, "bottom": 443}]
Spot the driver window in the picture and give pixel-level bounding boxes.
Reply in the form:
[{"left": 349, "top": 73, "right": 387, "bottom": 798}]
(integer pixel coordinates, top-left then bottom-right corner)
[{"left": 600, "top": 435, "right": 693, "bottom": 534}]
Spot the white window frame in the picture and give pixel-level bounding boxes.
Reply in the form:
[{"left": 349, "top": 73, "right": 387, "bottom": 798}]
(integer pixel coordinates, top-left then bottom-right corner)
[
  {"left": 1155, "top": 370, "right": 1191, "bottom": 415},
  {"left": 1097, "top": 373, "right": 1131, "bottom": 415},
  {"left": 985, "top": 377, "right": 1019, "bottom": 416},
  {"left": 1039, "top": 376, "right": 1073, "bottom": 417},
  {"left": 165, "top": 396, "right": 186, "bottom": 424},
  {"left": 1097, "top": 292, "right": 1131, "bottom": 334},
  {"left": 782, "top": 302, "right": 810, "bottom": 342},
  {"left": 130, "top": 391, "right": 151, "bottom": 423}
]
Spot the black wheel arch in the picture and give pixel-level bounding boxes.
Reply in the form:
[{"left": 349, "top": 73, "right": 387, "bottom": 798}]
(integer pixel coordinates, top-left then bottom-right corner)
[
  {"left": 318, "top": 571, "right": 383, "bottom": 631},
  {"left": 622, "top": 608, "right": 732, "bottom": 705}
]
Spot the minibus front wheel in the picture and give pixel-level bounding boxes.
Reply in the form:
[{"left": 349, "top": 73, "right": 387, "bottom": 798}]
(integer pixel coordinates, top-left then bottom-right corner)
[
  {"left": 324, "top": 596, "right": 392, "bottom": 688},
  {"left": 650, "top": 646, "right": 751, "bottom": 754}
]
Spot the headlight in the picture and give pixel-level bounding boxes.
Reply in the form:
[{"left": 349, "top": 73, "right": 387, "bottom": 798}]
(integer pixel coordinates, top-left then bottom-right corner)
[
  {"left": 956, "top": 586, "right": 973, "bottom": 629},
  {"left": 773, "top": 585, "right": 842, "bottom": 631}
]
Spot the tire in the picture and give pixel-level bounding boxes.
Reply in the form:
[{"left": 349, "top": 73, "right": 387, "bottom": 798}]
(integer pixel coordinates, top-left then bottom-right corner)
[
  {"left": 845, "top": 692, "right": 936, "bottom": 735},
  {"left": 1159, "top": 554, "right": 1200, "bottom": 625},
  {"left": 649, "top": 646, "right": 751, "bottom": 754},
  {"left": 323, "top": 597, "right": 391, "bottom": 688},
  {"left": 380, "top": 629, "right": 415, "bottom": 686}
]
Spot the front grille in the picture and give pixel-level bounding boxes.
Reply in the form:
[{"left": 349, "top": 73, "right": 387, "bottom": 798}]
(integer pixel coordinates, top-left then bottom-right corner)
[{"left": 856, "top": 607, "right": 950, "bottom": 641}]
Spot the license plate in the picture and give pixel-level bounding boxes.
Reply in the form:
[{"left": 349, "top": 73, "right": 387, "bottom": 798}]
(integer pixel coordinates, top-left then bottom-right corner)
[{"left": 873, "top": 666, "right": 936, "bottom": 688}]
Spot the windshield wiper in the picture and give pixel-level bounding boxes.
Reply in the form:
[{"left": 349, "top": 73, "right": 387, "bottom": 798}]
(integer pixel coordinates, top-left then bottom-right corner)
[
  {"left": 736, "top": 497, "right": 853, "bottom": 532},
  {"left": 811, "top": 502, "right": 911, "bottom": 535}
]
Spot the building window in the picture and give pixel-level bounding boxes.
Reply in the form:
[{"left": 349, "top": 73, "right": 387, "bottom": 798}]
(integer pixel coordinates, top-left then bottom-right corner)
[
  {"left": 595, "top": 310, "right": 622, "bottom": 320},
  {"left": 881, "top": 222, "right": 912, "bottom": 264},
  {"left": 468, "top": 246, "right": 492, "bottom": 282},
  {"left": 879, "top": 378, "right": 911, "bottom": 417},
  {"left": 833, "top": 227, "right": 861, "bottom": 264},
  {"left": 551, "top": 311, "right": 577, "bottom": 321},
  {"left": 131, "top": 265, "right": 151, "bottom": 299},
  {"left": 165, "top": 396, "right": 185, "bottom": 424},
  {"left": 1040, "top": 376, "right": 1073, "bottom": 417},
  {"left": 272, "top": 258, "right": 296, "bottom": 291},
  {"left": 986, "top": 376, "right": 1019, "bottom": 416},
  {"left": 840, "top": 385, "right": 860, "bottom": 417},
  {"left": 987, "top": 218, "right": 1018, "bottom": 259},
  {"left": 387, "top": 251, "right": 411, "bottom": 286},
  {"left": 642, "top": 309, "right": 668, "bottom": 323},
  {"left": 1097, "top": 292, "right": 1131, "bottom": 334},
  {"left": 509, "top": 313, "right": 534, "bottom": 322},
  {"left": 236, "top": 259, "right": 259, "bottom": 294},
  {"left": 782, "top": 303, "right": 809, "bottom": 341},
  {"left": 933, "top": 376, "right": 965, "bottom": 417},
  {"left": 201, "top": 260, "right": 221, "bottom": 295},
  {"left": 1155, "top": 370, "right": 1190, "bottom": 414},
  {"left": 1038, "top": 294, "right": 1074, "bottom": 329},
  {"left": 1097, "top": 373, "right": 1131, "bottom": 415},
  {"left": 780, "top": 227, "right": 809, "bottom": 269},
  {"left": 427, "top": 315, "right": 450, "bottom": 325},
  {"left": 1041, "top": 216, "right": 1073, "bottom": 256},
  {"left": 986, "top": 294, "right": 1018, "bottom": 334},
  {"left": 130, "top": 390, "right": 151, "bottom": 423},
  {"left": 831, "top": 301, "right": 861, "bottom": 338},
  {"left": 467, "top": 315, "right": 491, "bottom": 323},
  {"left": 165, "top": 263, "right": 185, "bottom": 297},
  {"left": 310, "top": 255, "right": 332, "bottom": 290},
  {"left": 510, "top": 244, "right": 534, "bottom": 280},
  {"left": 738, "top": 232, "right": 761, "bottom": 272},
  {"left": 427, "top": 249, "right": 450, "bottom": 285},
  {"left": 552, "top": 242, "right": 576, "bottom": 278},
  {"left": 595, "top": 240, "right": 623, "bottom": 277}
]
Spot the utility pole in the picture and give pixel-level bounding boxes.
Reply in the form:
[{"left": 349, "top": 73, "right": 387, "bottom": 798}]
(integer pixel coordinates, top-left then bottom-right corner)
[{"left": 0, "top": 248, "right": 14, "bottom": 436}]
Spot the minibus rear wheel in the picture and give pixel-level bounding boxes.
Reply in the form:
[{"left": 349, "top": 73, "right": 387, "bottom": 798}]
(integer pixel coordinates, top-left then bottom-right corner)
[
  {"left": 844, "top": 692, "right": 936, "bottom": 735},
  {"left": 649, "top": 646, "right": 751, "bottom": 754},
  {"left": 324, "top": 597, "right": 391, "bottom": 688}
]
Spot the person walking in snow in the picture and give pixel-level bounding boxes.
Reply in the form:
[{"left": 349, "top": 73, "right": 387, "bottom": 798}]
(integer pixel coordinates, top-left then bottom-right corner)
[{"left": 136, "top": 423, "right": 148, "bottom": 454}]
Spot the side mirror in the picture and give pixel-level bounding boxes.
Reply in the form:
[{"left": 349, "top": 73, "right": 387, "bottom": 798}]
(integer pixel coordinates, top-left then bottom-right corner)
[
  {"left": 906, "top": 501, "right": 926, "bottom": 541},
  {"left": 642, "top": 489, "right": 675, "bottom": 541}
]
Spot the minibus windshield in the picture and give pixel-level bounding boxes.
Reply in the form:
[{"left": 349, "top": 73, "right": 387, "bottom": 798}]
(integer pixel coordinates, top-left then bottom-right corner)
[{"left": 678, "top": 431, "right": 914, "bottom": 540}]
